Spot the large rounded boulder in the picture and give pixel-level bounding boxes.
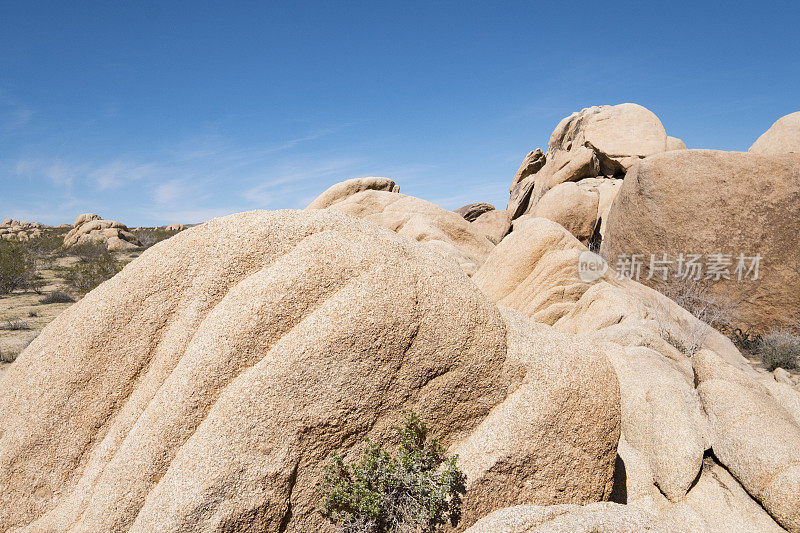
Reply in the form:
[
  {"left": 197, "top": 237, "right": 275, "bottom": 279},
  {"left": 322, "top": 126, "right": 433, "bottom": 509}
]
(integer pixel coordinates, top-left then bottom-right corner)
[
  {"left": 602, "top": 149, "right": 800, "bottom": 334},
  {"left": 305, "top": 176, "right": 399, "bottom": 209},
  {"left": 0, "top": 209, "right": 620, "bottom": 532},
  {"left": 750, "top": 111, "right": 800, "bottom": 154},
  {"left": 319, "top": 189, "right": 496, "bottom": 276}
]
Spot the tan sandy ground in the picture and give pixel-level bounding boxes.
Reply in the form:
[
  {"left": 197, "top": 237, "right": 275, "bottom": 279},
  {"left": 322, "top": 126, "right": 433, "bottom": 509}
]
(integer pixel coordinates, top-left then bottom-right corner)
[{"left": 0, "top": 250, "right": 141, "bottom": 379}]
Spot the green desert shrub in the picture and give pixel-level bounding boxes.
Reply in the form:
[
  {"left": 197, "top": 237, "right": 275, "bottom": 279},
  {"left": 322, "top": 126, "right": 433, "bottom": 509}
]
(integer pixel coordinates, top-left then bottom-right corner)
[
  {"left": 64, "top": 251, "right": 122, "bottom": 294},
  {"left": 758, "top": 331, "right": 800, "bottom": 371},
  {"left": 319, "top": 411, "right": 466, "bottom": 533},
  {"left": 24, "top": 231, "right": 67, "bottom": 260},
  {"left": 0, "top": 241, "right": 41, "bottom": 295}
]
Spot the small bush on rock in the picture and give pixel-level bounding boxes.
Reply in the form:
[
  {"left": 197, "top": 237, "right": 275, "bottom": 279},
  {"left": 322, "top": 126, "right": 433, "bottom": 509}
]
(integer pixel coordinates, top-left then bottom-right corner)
[
  {"left": 759, "top": 331, "right": 800, "bottom": 371},
  {"left": 654, "top": 278, "right": 737, "bottom": 355},
  {"left": 319, "top": 411, "right": 466, "bottom": 533}
]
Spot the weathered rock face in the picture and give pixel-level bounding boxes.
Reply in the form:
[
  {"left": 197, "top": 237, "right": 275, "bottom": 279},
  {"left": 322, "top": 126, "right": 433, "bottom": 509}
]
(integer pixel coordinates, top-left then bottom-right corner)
[
  {"left": 750, "top": 111, "right": 800, "bottom": 154},
  {"left": 473, "top": 217, "right": 798, "bottom": 532},
  {"left": 164, "top": 223, "right": 185, "bottom": 232},
  {"left": 694, "top": 349, "right": 800, "bottom": 531},
  {"left": 667, "top": 136, "right": 687, "bottom": 151},
  {"left": 452, "top": 307, "right": 620, "bottom": 526},
  {"left": 454, "top": 202, "right": 495, "bottom": 222},
  {"left": 522, "top": 178, "right": 621, "bottom": 245},
  {"left": 464, "top": 502, "right": 681, "bottom": 533},
  {"left": 305, "top": 176, "right": 399, "bottom": 209},
  {"left": 549, "top": 103, "right": 667, "bottom": 160},
  {"left": 0, "top": 219, "right": 43, "bottom": 241},
  {"left": 509, "top": 149, "right": 546, "bottom": 191},
  {"left": 602, "top": 149, "right": 800, "bottom": 334},
  {"left": 471, "top": 209, "right": 512, "bottom": 244},
  {"left": 64, "top": 213, "right": 141, "bottom": 251},
  {"left": 0, "top": 209, "right": 620, "bottom": 532},
  {"left": 506, "top": 104, "right": 677, "bottom": 242},
  {"left": 319, "top": 189, "right": 496, "bottom": 276}
]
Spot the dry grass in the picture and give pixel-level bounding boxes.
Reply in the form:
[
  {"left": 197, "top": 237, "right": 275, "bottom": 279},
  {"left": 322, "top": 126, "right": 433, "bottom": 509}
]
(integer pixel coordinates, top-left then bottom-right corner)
[
  {"left": 652, "top": 278, "right": 738, "bottom": 355},
  {"left": 758, "top": 331, "right": 800, "bottom": 372},
  {"left": 39, "top": 290, "right": 75, "bottom": 304},
  {"left": 0, "top": 319, "right": 31, "bottom": 331}
]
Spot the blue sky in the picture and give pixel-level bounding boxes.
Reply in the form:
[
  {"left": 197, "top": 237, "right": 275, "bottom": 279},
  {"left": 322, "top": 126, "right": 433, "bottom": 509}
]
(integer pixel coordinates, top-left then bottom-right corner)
[{"left": 2, "top": 1, "right": 798, "bottom": 226}]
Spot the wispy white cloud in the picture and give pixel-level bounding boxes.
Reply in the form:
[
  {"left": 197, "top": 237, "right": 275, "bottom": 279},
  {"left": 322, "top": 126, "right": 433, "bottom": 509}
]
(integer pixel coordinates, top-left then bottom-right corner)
[
  {"left": 14, "top": 158, "right": 85, "bottom": 188},
  {"left": 89, "top": 159, "right": 166, "bottom": 190},
  {"left": 241, "top": 157, "right": 365, "bottom": 206},
  {"left": 4, "top": 123, "right": 375, "bottom": 225},
  {"left": 4, "top": 107, "right": 34, "bottom": 130}
]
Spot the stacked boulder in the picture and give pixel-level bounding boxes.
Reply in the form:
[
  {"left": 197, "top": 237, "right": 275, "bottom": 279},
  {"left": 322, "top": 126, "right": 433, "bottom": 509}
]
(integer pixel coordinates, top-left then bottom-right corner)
[
  {"left": 454, "top": 202, "right": 495, "bottom": 222},
  {"left": 2, "top": 108, "right": 800, "bottom": 533},
  {"left": 63, "top": 213, "right": 141, "bottom": 252},
  {"left": 472, "top": 217, "right": 800, "bottom": 532},
  {"left": 507, "top": 103, "right": 685, "bottom": 244},
  {"left": 453, "top": 202, "right": 513, "bottom": 245},
  {"left": 0, "top": 219, "right": 43, "bottom": 241},
  {"left": 164, "top": 223, "right": 186, "bottom": 232}
]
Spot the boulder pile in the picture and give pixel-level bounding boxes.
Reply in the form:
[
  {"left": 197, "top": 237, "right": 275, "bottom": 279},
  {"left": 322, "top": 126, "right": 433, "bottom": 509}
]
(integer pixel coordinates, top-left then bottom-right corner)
[
  {"left": 63, "top": 213, "right": 141, "bottom": 252},
  {"left": 507, "top": 103, "right": 685, "bottom": 244},
  {"left": 0, "top": 210, "right": 619, "bottom": 531},
  {"left": 473, "top": 216, "right": 799, "bottom": 532},
  {"left": 0, "top": 219, "right": 43, "bottom": 241},
  {"left": 1, "top": 105, "right": 799, "bottom": 533}
]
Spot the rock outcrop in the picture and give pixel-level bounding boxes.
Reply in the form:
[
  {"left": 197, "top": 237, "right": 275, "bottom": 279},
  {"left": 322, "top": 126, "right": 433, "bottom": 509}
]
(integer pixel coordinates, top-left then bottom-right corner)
[
  {"left": 312, "top": 188, "right": 495, "bottom": 276},
  {"left": 471, "top": 209, "right": 512, "bottom": 244},
  {"left": 0, "top": 209, "right": 620, "bottom": 532},
  {"left": 667, "top": 136, "right": 687, "bottom": 151},
  {"left": 63, "top": 213, "right": 141, "bottom": 252},
  {"left": 507, "top": 104, "right": 682, "bottom": 243},
  {"left": 750, "top": 111, "right": 800, "bottom": 154},
  {"left": 164, "top": 223, "right": 185, "bottom": 232},
  {"left": 454, "top": 202, "right": 495, "bottom": 222},
  {"left": 473, "top": 217, "right": 799, "bottom": 532},
  {"left": 306, "top": 176, "right": 399, "bottom": 210},
  {"left": 602, "top": 149, "right": 800, "bottom": 334},
  {"left": 694, "top": 349, "right": 800, "bottom": 531},
  {"left": 0, "top": 219, "right": 43, "bottom": 241},
  {"left": 465, "top": 502, "right": 680, "bottom": 532}
]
